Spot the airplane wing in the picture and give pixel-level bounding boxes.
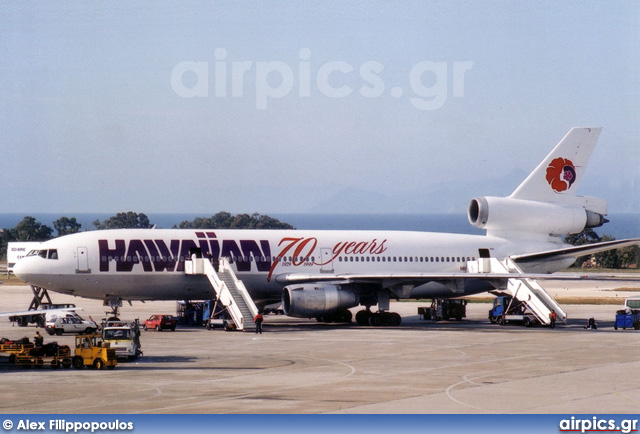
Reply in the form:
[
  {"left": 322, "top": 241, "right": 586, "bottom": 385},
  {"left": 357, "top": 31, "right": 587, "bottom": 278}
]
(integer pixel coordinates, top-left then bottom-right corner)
[
  {"left": 281, "top": 271, "right": 639, "bottom": 286},
  {"left": 0, "top": 307, "right": 83, "bottom": 318}
]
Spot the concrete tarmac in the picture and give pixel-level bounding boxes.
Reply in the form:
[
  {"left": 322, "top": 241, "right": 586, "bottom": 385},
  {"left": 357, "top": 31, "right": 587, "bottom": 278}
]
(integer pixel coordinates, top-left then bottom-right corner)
[{"left": 0, "top": 282, "right": 639, "bottom": 414}]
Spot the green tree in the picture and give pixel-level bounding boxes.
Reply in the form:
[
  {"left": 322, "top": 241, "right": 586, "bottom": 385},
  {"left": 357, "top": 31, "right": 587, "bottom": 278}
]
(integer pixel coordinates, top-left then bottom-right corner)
[
  {"left": 11, "top": 216, "right": 53, "bottom": 241},
  {"left": 53, "top": 217, "right": 82, "bottom": 236},
  {"left": 176, "top": 212, "right": 293, "bottom": 229},
  {"left": 594, "top": 235, "right": 620, "bottom": 269},
  {"left": 564, "top": 228, "right": 602, "bottom": 268},
  {"left": 94, "top": 212, "right": 152, "bottom": 229},
  {"left": 618, "top": 245, "right": 640, "bottom": 269}
]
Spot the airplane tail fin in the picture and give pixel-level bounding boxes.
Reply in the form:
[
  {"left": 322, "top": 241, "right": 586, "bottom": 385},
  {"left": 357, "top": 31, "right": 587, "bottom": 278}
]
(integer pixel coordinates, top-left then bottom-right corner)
[{"left": 509, "top": 127, "right": 606, "bottom": 214}]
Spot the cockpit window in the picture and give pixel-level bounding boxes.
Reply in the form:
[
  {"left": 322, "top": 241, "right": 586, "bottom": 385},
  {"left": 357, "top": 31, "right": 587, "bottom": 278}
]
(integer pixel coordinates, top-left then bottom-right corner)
[{"left": 26, "top": 249, "right": 58, "bottom": 260}]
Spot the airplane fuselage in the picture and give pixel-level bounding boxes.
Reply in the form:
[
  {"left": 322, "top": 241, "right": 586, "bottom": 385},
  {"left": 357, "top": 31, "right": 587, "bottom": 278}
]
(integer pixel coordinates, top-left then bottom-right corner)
[{"left": 14, "top": 228, "right": 571, "bottom": 305}]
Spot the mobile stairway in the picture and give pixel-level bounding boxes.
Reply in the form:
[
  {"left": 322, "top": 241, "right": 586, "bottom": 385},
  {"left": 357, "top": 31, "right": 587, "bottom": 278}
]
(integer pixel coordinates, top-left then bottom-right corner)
[
  {"left": 185, "top": 256, "right": 258, "bottom": 332},
  {"left": 467, "top": 257, "right": 567, "bottom": 325}
]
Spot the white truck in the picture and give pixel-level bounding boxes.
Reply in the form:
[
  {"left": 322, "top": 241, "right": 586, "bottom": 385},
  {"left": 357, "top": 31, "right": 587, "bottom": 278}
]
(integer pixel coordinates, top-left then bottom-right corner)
[{"left": 101, "top": 320, "right": 142, "bottom": 360}]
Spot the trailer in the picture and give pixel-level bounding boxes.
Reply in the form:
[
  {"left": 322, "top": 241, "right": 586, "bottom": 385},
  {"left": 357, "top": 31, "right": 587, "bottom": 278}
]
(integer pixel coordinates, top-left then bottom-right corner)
[
  {"left": 418, "top": 299, "right": 467, "bottom": 321},
  {"left": 14, "top": 343, "right": 72, "bottom": 368},
  {"left": 1, "top": 339, "right": 72, "bottom": 368},
  {"left": 614, "top": 310, "right": 640, "bottom": 330}
]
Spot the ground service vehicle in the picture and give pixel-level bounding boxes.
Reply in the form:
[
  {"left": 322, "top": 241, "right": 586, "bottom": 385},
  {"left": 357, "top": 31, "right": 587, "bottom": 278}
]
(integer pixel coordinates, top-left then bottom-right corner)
[
  {"left": 45, "top": 315, "right": 98, "bottom": 336},
  {"left": 489, "top": 296, "right": 538, "bottom": 327},
  {"left": 419, "top": 299, "right": 467, "bottom": 321},
  {"left": 102, "top": 320, "right": 142, "bottom": 360},
  {"left": 72, "top": 335, "right": 117, "bottom": 369},
  {"left": 143, "top": 314, "right": 177, "bottom": 331}
]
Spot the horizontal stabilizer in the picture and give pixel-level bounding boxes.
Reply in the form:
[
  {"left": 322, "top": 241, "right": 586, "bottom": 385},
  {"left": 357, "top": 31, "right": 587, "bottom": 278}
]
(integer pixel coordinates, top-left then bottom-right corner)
[{"left": 511, "top": 238, "right": 640, "bottom": 265}]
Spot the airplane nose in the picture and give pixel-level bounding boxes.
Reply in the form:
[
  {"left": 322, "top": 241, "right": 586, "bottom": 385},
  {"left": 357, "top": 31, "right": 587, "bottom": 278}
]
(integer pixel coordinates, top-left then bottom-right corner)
[{"left": 12, "top": 260, "right": 29, "bottom": 282}]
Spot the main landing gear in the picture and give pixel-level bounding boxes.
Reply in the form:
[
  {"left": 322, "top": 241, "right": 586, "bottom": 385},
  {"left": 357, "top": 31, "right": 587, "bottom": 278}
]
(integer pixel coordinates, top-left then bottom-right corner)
[
  {"left": 355, "top": 309, "right": 402, "bottom": 327},
  {"left": 315, "top": 309, "right": 353, "bottom": 324}
]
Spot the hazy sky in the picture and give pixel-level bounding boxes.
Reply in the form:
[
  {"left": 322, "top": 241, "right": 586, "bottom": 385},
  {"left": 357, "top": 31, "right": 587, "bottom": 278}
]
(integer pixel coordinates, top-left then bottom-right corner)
[{"left": 2, "top": 1, "right": 638, "bottom": 214}]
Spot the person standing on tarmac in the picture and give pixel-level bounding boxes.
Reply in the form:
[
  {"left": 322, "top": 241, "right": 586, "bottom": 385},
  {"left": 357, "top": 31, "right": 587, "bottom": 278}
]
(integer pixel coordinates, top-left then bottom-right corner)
[
  {"left": 34, "top": 331, "right": 44, "bottom": 346},
  {"left": 254, "top": 312, "right": 264, "bottom": 334},
  {"left": 549, "top": 310, "right": 557, "bottom": 329}
]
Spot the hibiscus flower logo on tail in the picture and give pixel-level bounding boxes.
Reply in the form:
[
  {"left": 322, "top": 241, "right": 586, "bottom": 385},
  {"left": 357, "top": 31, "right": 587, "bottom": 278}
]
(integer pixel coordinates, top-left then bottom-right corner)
[{"left": 546, "top": 157, "right": 577, "bottom": 192}]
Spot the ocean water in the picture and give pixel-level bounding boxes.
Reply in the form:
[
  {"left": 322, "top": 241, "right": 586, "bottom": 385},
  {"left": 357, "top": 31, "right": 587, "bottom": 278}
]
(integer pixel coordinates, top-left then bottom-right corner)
[{"left": 0, "top": 213, "right": 638, "bottom": 239}]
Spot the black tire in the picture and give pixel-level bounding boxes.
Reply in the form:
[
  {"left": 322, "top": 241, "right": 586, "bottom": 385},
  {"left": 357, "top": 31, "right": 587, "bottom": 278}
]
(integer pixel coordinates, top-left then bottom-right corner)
[
  {"left": 368, "top": 313, "right": 382, "bottom": 327},
  {"left": 498, "top": 316, "right": 505, "bottom": 326},
  {"left": 389, "top": 312, "right": 402, "bottom": 326},
  {"left": 523, "top": 317, "right": 531, "bottom": 327},
  {"left": 93, "top": 358, "right": 104, "bottom": 370},
  {"left": 62, "top": 359, "right": 71, "bottom": 369},
  {"left": 156, "top": 325, "right": 160, "bottom": 331},
  {"left": 72, "top": 356, "right": 84, "bottom": 369},
  {"left": 55, "top": 329, "right": 63, "bottom": 336},
  {"left": 355, "top": 310, "right": 370, "bottom": 326},
  {"left": 223, "top": 322, "right": 230, "bottom": 331},
  {"left": 85, "top": 328, "right": 95, "bottom": 335}
]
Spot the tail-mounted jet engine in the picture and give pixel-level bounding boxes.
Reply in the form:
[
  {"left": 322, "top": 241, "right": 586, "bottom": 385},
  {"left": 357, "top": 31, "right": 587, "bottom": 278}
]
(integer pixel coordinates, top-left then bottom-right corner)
[
  {"left": 282, "top": 284, "right": 359, "bottom": 322},
  {"left": 468, "top": 196, "right": 607, "bottom": 237}
]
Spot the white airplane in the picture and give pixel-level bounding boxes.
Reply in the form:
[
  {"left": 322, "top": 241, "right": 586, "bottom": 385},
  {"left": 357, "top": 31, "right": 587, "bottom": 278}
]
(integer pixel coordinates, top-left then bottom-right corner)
[{"left": 12, "top": 127, "right": 639, "bottom": 325}]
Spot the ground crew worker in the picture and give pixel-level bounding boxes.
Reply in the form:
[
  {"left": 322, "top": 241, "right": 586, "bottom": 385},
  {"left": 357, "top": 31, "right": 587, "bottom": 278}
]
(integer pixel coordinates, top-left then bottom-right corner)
[
  {"left": 549, "top": 310, "right": 557, "bottom": 329},
  {"left": 254, "top": 312, "right": 264, "bottom": 334},
  {"left": 34, "top": 331, "right": 44, "bottom": 346}
]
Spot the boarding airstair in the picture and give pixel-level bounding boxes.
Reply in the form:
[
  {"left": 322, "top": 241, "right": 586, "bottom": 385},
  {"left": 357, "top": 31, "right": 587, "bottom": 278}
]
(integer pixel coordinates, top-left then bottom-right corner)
[
  {"left": 184, "top": 256, "right": 258, "bottom": 332},
  {"left": 467, "top": 257, "right": 567, "bottom": 325}
]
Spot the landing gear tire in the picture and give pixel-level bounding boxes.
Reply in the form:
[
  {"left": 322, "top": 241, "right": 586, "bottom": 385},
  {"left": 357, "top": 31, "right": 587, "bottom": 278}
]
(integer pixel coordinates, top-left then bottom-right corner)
[
  {"left": 368, "top": 313, "right": 382, "bottom": 327},
  {"left": 388, "top": 312, "right": 402, "bottom": 326},
  {"left": 355, "top": 310, "right": 371, "bottom": 326}
]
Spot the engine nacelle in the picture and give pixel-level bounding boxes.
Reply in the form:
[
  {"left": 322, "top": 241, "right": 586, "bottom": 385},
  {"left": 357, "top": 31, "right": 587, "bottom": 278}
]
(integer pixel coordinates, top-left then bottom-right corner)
[
  {"left": 468, "top": 196, "right": 606, "bottom": 237},
  {"left": 282, "top": 284, "right": 359, "bottom": 318}
]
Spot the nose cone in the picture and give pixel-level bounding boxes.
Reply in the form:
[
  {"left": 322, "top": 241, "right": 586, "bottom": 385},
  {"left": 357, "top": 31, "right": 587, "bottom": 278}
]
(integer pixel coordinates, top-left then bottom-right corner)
[{"left": 12, "top": 259, "right": 30, "bottom": 282}]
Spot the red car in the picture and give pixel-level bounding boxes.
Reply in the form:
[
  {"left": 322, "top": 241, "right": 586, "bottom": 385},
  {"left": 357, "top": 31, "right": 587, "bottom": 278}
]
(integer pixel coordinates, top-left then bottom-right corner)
[{"left": 143, "top": 315, "right": 177, "bottom": 331}]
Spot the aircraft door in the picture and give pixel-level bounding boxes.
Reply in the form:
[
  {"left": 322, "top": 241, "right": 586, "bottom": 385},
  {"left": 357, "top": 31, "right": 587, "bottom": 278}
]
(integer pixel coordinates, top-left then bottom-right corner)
[
  {"left": 76, "top": 247, "right": 90, "bottom": 273},
  {"left": 320, "top": 248, "right": 334, "bottom": 273}
]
